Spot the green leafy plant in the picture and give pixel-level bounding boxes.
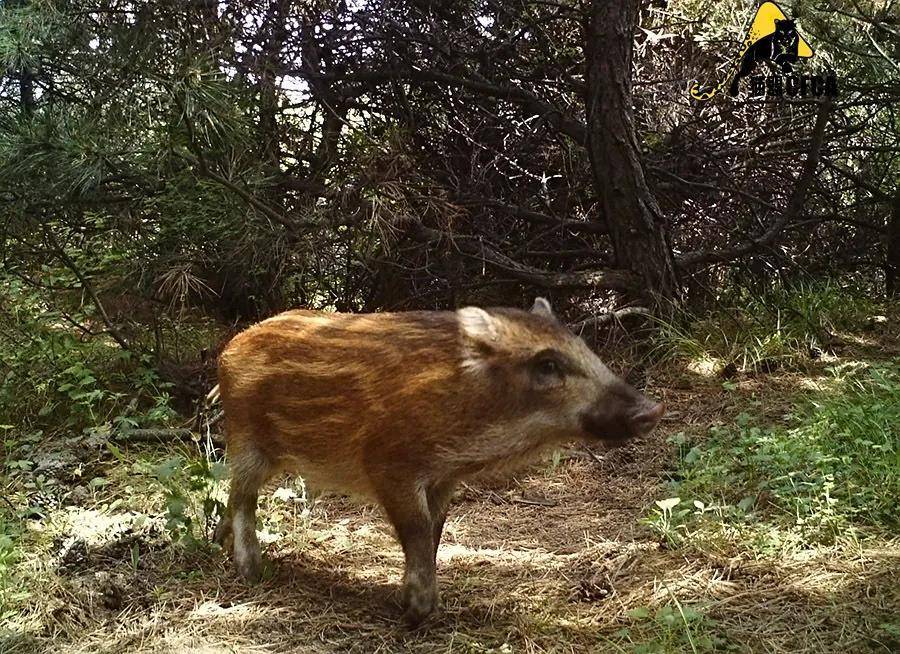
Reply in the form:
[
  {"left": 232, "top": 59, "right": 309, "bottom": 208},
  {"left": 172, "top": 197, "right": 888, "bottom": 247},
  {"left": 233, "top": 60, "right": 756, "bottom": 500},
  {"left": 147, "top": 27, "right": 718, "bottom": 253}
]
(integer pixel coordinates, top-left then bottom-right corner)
[
  {"left": 659, "top": 362, "right": 900, "bottom": 548},
  {"left": 0, "top": 277, "right": 177, "bottom": 433},
  {"left": 645, "top": 497, "right": 691, "bottom": 548},
  {"left": 611, "top": 600, "right": 730, "bottom": 653},
  {"left": 153, "top": 452, "right": 228, "bottom": 545}
]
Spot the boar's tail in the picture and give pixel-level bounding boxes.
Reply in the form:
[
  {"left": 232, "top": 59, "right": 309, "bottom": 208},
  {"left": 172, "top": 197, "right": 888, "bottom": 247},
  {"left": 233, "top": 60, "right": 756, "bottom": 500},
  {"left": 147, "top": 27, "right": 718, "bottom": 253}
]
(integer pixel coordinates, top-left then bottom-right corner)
[
  {"left": 192, "top": 384, "right": 221, "bottom": 433},
  {"left": 205, "top": 384, "right": 220, "bottom": 406}
]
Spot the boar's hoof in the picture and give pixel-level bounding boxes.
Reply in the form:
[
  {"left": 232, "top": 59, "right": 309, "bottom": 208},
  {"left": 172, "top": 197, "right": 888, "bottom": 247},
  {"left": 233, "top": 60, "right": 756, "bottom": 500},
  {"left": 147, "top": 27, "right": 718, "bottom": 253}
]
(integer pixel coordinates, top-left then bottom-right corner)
[
  {"left": 402, "top": 583, "right": 437, "bottom": 626},
  {"left": 213, "top": 517, "right": 234, "bottom": 552},
  {"left": 236, "top": 554, "right": 262, "bottom": 583},
  {"left": 234, "top": 539, "right": 262, "bottom": 582}
]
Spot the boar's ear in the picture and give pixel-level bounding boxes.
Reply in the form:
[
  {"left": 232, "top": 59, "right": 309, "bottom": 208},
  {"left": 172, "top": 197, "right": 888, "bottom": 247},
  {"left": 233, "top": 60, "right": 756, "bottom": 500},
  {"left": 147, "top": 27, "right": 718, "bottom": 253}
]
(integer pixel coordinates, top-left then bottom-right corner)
[
  {"left": 531, "top": 297, "right": 554, "bottom": 318},
  {"left": 458, "top": 306, "right": 499, "bottom": 345}
]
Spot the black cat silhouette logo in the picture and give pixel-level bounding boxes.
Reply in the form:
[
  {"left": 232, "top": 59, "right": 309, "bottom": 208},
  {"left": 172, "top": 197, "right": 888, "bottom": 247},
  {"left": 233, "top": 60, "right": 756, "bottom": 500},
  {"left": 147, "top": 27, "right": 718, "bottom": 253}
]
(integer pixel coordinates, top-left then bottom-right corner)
[{"left": 690, "top": 2, "right": 833, "bottom": 101}]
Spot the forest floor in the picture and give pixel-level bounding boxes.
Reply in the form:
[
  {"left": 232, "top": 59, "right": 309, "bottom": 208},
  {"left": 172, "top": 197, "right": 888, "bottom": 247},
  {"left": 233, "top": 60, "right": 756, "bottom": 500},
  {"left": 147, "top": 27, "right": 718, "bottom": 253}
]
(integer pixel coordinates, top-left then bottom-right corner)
[{"left": 2, "top": 322, "right": 899, "bottom": 653}]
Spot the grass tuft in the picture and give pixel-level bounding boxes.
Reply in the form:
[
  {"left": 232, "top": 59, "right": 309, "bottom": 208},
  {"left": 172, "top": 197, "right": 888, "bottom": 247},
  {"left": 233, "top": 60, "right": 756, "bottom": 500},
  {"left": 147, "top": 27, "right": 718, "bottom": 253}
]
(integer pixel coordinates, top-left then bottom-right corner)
[{"left": 651, "top": 281, "right": 882, "bottom": 374}]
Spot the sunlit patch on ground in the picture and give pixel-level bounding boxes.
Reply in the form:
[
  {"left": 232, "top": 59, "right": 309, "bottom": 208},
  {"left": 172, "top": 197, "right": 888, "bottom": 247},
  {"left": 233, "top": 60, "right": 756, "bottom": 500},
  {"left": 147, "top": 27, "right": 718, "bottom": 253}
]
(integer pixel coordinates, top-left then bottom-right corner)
[{"left": 685, "top": 355, "right": 722, "bottom": 377}]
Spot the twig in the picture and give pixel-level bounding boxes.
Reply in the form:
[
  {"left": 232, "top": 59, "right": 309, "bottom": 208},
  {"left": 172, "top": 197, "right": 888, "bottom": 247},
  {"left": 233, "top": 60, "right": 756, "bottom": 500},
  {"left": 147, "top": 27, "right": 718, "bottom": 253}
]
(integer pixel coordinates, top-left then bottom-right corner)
[
  {"left": 570, "top": 306, "right": 652, "bottom": 332},
  {"left": 677, "top": 97, "right": 834, "bottom": 268},
  {"left": 42, "top": 226, "right": 132, "bottom": 352},
  {"left": 410, "top": 222, "right": 635, "bottom": 291},
  {"left": 580, "top": 446, "right": 606, "bottom": 466},
  {"left": 116, "top": 428, "right": 224, "bottom": 446},
  {"left": 511, "top": 497, "right": 559, "bottom": 507}
]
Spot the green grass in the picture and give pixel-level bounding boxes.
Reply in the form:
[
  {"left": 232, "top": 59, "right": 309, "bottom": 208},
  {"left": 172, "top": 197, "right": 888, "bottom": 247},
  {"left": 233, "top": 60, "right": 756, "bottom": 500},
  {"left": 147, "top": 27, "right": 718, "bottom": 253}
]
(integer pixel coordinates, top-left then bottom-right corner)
[
  {"left": 649, "top": 360, "right": 900, "bottom": 551},
  {"left": 609, "top": 601, "right": 732, "bottom": 653},
  {"left": 651, "top": 281, "right": 881, "bottom": 373},
  {"left": 0, "top": 509, "right": 32, "bottom": 641}
]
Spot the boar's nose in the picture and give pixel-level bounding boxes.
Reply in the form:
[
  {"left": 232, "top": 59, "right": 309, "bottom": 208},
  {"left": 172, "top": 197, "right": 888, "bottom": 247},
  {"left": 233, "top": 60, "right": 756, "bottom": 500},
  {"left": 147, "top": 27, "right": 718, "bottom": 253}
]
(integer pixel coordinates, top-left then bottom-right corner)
[
  {"left": 580, "top": 382, "right": 665, "bottom": 443},
  {"left": 631, "top": 399, "right": 665, "bottom": 436}
]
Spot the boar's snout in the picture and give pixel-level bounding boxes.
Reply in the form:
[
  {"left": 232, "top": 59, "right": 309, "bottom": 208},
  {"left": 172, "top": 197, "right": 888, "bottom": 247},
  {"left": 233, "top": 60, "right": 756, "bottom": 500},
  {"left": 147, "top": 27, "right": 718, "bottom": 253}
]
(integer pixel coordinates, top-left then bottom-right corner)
[
  {"left": 579, "top": 380, "right": 665, "bottom": 444},
  {"left": 631, "top": 397, "right": 666, "bottom": 436}
]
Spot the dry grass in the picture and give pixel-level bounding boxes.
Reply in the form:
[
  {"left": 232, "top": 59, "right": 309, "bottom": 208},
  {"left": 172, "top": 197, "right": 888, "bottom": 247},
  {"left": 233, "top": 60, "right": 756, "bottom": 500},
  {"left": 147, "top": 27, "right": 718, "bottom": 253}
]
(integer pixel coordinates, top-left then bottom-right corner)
[{"left": 3, "top": 339, "right": 899, "bottom": 654}]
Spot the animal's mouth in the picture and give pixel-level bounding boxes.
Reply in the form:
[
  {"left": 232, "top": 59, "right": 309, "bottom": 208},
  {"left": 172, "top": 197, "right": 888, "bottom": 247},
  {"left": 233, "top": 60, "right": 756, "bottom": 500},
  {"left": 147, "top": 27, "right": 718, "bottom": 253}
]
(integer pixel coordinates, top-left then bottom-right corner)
[{"left": 580, "top": 413, "right": 630, "bottom": 444}]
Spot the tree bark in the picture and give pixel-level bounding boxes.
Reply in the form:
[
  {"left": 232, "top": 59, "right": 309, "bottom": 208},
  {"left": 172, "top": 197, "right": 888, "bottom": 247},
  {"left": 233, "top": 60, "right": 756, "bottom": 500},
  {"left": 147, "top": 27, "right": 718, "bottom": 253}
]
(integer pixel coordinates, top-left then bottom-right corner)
[
  {"left": 20, "top": 69, "right": 34, "bottom": 116},
  {"left": 583, "top": 0, "right": 678, "bottom": 307},
  {"left": 887, "top": 188, "right": 900, "bottom": 297},
  {"left": 258, "top": 0, "right": 287, "bottom": 167}
]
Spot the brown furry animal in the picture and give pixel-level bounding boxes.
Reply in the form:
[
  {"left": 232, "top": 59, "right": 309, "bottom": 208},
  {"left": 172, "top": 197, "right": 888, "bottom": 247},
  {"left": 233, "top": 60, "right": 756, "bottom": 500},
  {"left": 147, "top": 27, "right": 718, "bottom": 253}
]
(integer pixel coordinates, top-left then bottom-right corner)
[{"left": 214, "top": 298, "right": 664, "bottom": 624}]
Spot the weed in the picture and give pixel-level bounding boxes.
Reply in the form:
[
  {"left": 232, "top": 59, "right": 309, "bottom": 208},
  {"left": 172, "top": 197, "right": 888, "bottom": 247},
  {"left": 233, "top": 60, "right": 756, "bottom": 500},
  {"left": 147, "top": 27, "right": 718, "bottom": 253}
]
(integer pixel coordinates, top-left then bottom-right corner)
[
  {"left": 0, "top": 276, "right": 179, "bottom": 434},
  {"left": 150, "top": 449, "right": 228, "bottom": 545},
  {"left": 652, "top": 361, "right": 900, "bottom": 550},
  {"left": 611, "top": 601, "right": 731, "bottom": 653}
]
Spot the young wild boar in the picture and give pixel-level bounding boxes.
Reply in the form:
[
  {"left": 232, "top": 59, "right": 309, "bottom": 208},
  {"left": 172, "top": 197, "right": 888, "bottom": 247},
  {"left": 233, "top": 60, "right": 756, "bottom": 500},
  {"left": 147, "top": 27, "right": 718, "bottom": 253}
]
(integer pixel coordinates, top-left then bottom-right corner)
[{"left": 213, "top": 298, "right": 664, "bottom": 624}]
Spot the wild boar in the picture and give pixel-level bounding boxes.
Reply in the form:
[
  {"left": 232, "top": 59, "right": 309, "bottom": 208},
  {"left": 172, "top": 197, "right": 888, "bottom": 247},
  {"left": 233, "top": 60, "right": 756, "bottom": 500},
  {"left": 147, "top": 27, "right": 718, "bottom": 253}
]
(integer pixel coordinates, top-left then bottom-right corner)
[{"left": 213, "top": 298, "right": 664, "bottom": 624}]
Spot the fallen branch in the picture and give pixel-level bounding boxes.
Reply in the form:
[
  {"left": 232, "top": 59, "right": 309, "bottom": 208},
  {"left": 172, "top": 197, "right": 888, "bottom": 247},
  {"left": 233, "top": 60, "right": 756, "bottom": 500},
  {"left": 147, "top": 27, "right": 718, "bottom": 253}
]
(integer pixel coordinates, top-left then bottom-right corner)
[
  {"left": 116, "top": 428, "right": 223, "bottom": 446},
  {"left": 117, "top": 428, "right": 192, "bottom": 441},
  {"left": 569, "top": 306, "right": 651, "bottom": 332},
  {"left": 409, "top": 222, "right": 635, "bottom": 291}
]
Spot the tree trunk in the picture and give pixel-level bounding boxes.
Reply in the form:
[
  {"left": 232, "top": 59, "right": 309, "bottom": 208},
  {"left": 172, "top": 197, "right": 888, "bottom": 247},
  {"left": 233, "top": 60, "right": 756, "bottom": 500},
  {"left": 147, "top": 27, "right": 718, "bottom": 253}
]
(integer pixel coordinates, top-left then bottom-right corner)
[
  {"left": 583, "top": 0, "right": 678, "bottom": 307},
  {"left": 258, "top": 0, "right": 286, "bottom": 167},
  {"left": 887, "top": 188, "right": 900, "bottom": 297},
  {"left": 20, "top": 69, "right": 34, "bottom": 115},
  {"left": 13, "top": 0, "right": 35, "bottom": 115}
]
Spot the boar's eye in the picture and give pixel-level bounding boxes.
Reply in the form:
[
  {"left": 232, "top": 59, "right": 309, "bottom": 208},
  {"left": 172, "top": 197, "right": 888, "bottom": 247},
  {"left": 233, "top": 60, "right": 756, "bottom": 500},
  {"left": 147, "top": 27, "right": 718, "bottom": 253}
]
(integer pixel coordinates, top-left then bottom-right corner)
[{"left": 530, "top": 351, "right": 566, "bottom": 382}]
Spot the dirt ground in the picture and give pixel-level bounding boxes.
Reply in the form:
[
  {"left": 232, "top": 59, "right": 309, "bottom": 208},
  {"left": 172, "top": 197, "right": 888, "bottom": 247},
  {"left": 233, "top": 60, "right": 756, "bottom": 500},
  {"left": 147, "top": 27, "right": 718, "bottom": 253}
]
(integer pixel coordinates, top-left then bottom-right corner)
[{"left": 3, "top": 346, "right": 899, "bottom": 654}]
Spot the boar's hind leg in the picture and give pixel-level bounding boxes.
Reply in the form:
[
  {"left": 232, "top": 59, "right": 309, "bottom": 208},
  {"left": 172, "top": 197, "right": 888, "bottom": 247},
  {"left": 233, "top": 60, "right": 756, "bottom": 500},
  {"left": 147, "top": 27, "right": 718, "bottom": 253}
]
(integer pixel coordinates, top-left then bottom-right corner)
[
  {"left": 212, "top": 509, "right": 234, "bottom": 550},
  {"left": 380, "top": 483, "right": 439, "bottom": 626},
  {"left": 218, "top": 447, "right": 272, "bottom": 582}
]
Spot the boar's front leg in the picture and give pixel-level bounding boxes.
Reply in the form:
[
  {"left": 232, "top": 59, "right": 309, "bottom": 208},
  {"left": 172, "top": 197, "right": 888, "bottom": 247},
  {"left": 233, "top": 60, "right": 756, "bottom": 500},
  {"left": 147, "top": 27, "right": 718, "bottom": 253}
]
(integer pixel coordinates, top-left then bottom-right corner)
[
  {"left": 379, "top": 482, "right": 440, "bottom": 625},
  {"left": 427, "top": 482, "right": 456, "bottom": 560}
]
